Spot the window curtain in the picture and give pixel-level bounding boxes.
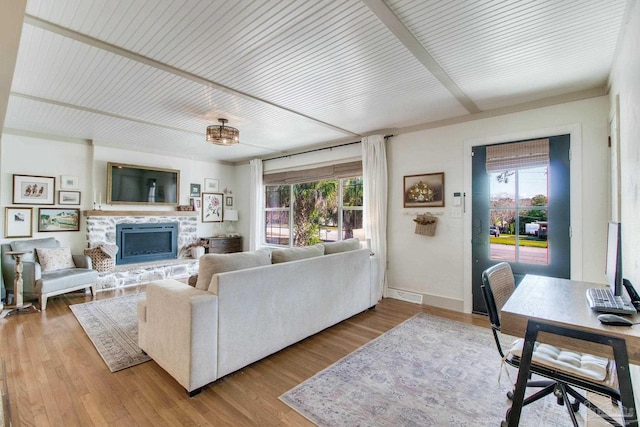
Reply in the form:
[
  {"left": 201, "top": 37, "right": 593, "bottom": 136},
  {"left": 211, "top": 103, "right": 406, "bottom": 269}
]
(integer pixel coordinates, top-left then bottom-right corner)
[
  {"left": 362, "top": 134, "right": 387, "bottom": 301},
  {"left": 249, "top": 159, "right": 264, "bottom": 251}
]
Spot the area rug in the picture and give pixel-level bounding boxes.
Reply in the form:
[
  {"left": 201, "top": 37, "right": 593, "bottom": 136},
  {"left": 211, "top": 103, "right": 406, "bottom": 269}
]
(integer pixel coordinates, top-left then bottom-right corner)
[
  {"left": 280, "top": 313, "right": 586, "bottom": 426},
  {"left": 70, "top": 293, "right": 150, "bottom": 372}
]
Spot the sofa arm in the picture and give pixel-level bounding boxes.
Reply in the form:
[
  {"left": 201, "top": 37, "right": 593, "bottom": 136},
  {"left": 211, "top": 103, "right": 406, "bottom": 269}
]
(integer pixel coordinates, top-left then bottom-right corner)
[
  {"left": 139, "top": 279, "right": 219, "bottom": 394},
  {"left": 72, "top": 255, "right": 93, "bottom": 269}
]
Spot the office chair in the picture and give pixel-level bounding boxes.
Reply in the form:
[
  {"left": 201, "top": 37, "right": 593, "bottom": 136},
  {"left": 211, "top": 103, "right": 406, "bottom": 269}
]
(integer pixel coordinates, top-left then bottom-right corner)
[{"left": 481, "top": 262, "right": 623, "bottom": 427}]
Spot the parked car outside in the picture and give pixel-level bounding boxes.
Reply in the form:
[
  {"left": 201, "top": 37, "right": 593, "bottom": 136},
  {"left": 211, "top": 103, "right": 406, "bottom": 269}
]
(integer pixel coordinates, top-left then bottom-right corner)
[{"left": 489, "top": 226, "right": 500, "bottom": 237}]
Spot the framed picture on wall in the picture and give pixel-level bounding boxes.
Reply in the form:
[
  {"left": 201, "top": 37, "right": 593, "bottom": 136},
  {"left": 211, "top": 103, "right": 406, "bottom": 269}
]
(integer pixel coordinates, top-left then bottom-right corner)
[
  {"left": 403, "top": 172, "right": 445, "bottom": 208},
  {"left": 38, "top": 208, "right": 80, "bottom": 232},
  {"left": 190, "top": 183, "right": 201, "bottom": 197},
  {"left": 190, "top": 197, "right": 201, "bottom": 211},
  {"left": 204, "top": 178, "right": 219, "bottom": 192},
  {"left": 13, "top": 174, "right": 55, "bottom": 204},
  {"left": 202, "top": 192, "right": 223, "bottom": 222},
  {"left": 58, "top": 191, "right": 81, "bottom": 205},
  {"left": 60, "top": 175, "right": 79, "bottom": 189},
  {"left": 5, "top": 207, "right": 33, "bottom": 238}
]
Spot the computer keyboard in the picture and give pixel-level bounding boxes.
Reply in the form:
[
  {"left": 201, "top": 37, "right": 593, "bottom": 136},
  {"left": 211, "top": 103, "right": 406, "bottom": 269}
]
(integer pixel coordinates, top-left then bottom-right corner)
[{"left": 586, "top": 288, "right": 637, "bottom": 315}]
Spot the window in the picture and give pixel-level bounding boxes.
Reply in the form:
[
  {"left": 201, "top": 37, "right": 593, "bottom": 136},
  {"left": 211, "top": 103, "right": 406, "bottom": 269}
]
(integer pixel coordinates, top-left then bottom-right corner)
[
  {"left": 264, "top": 176, "right": 363, "bottom": 247},
  {"left": 486, "top": 139, "right": 549, "bottom": 264}
]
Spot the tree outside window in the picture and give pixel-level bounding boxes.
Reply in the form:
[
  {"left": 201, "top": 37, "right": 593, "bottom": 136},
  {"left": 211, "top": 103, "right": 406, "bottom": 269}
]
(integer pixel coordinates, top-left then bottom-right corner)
[{"left": 265, "top": 176, "right": 363, "bottom": 247}]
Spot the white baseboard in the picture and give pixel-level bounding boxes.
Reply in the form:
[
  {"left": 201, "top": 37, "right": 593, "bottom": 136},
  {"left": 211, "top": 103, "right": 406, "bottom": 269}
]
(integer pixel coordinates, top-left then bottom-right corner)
[{"left": 387, "top": 287, "right": 464, "bottom": 312}]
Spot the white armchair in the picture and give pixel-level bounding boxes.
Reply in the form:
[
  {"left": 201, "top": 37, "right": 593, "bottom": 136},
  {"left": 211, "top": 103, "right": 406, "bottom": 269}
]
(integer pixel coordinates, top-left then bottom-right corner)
[{"left": 1, "top": 238, "right": 98, "bottom": 310}]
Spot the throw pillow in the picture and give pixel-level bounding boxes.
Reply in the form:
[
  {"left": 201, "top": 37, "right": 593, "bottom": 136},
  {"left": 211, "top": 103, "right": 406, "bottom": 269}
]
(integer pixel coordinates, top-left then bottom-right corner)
[
  {"left": 10, "top": 237, "right": 60, "bottom": 262},
  {"left": 271, "top": 244, "right": 325, "bottom": 264},
  {"left": 195, "top": 250, "right": 272, "bottom": 290},
  {"left": 322, "top": 238, "right": 361, "bottom": 254},
  {"left": 35, "top": 247, "right": 76, "bottom": 272}
]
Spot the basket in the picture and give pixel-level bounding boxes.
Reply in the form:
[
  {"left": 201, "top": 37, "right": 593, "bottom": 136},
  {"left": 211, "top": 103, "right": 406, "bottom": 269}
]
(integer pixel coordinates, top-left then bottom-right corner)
[
  {"left": 84, "top": 244, "right": 118, "bottom": 272},
  {"left": 413, "top": 214, "right": 438, "bottom": 236}
]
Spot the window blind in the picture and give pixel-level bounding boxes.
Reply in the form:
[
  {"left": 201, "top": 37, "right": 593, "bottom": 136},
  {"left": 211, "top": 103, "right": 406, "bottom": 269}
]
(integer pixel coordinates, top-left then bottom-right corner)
[
  {"left": 485, "top": 139, "right": 549, "bottom": 172},
  {"left": 263, "top": 161, "right": 362, "bottom": 185}
]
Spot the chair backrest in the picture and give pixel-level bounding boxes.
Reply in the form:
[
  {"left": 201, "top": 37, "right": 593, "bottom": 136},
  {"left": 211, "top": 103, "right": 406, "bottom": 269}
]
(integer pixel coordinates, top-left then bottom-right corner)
[{"left": 481, "top": 262, "right": 516, "bottom": 331}]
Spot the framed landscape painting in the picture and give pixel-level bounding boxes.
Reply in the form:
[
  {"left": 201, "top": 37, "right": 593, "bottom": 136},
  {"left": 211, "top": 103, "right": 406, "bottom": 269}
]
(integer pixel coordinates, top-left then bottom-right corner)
[
  {"left": 38, "top": 208, "right": 80, "bottom": 232},
  {"left": 58, "top": 190, "right": 81, "bottom": 205},
  {"left": 202, "top": 192, "right": 223, "bottom": 222},
  {"left": 13, "top": 174, "right": 55, "bottom": 204}
]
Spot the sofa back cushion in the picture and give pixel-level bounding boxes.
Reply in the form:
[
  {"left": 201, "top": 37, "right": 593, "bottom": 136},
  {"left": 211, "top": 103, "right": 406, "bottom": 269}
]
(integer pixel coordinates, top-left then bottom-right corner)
[
  {"left": 195, "top": 250, "right": 272, "bottom": 290},
  {"left": 35, "top": 247, "right": 76, "bottom": 271},
  {"left": 271, "top": 244, "right": 325, "bottom": 264},
  {"left": 10, "top": 237, "right": 60, "bottom": 262},
  {"left": 321, "top": 238, "right": 361, "bottom": 254}
]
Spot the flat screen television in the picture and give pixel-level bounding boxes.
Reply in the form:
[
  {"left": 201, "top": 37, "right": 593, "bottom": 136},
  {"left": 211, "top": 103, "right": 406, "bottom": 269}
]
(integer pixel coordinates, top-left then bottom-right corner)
[
  {"left": 107, "top": 162, "right": 180, "bottom": 205},
  {"left": 605, "top": 221, "right": 623, "bottom": 296}
]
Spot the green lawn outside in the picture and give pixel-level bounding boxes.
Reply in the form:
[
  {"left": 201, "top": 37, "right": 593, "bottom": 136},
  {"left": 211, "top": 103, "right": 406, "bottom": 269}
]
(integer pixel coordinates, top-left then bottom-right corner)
[{"left": 490, "top": 235, "right": 548, "bottom": 248}]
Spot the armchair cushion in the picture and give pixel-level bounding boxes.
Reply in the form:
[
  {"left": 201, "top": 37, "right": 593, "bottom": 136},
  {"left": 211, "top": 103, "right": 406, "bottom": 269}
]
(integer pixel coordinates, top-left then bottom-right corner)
[
  {"left": 35, "top": 247, "right": 76, "bottom": 272},
  {"left": 10, "top": 237, "right": 59, "bottom": 262}
]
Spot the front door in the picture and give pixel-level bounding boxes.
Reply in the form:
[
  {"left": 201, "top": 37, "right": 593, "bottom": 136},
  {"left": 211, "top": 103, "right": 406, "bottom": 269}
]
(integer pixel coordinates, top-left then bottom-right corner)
[{"left": 471, "top": 135, "right": 571, "bottom": 314}]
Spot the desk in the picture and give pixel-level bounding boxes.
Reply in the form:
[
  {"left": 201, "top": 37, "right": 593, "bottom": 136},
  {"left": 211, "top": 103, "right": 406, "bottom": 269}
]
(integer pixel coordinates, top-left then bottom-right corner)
[{"left": 501, "top": 275, "right": 639, "bottom": 426}]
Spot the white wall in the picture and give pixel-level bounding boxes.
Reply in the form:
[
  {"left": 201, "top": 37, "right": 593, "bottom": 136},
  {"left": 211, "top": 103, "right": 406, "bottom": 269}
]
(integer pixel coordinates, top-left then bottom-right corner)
[
  {"left": 387, "top": 96, "right": 610, "bottom": 312},
  {"left": 1, "top": 134, "right": 93, "bottom": 253},
  {"left": 1, "top": 134, "right": 239, "bottom": 253},
  {"left": 609, "top": 0, "right": 640, "bottom": 287}
]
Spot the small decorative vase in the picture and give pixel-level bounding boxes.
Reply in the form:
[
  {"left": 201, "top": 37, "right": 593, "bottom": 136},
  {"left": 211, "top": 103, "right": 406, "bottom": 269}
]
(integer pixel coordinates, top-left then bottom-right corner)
[{"left": 190, "top": 246, "right": 205, "bottom": 259}]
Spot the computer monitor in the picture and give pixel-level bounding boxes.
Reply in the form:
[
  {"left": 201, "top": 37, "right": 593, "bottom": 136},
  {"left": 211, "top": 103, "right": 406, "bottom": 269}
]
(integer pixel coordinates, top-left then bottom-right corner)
[{"left": 605, "top": 221, "right": 623, "bottom": 296}]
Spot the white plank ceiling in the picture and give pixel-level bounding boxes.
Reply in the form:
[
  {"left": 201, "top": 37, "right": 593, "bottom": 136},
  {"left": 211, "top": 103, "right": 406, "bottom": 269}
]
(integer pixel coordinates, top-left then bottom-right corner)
[{"left": 3, "top": 0, "right": 630, "bottom": 163}]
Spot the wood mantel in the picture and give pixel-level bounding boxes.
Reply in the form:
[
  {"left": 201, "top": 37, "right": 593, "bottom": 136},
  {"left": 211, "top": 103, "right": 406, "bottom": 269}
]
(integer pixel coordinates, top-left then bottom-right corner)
[{"left": 83, "top": 210, "right": 197, "bottom": 217}]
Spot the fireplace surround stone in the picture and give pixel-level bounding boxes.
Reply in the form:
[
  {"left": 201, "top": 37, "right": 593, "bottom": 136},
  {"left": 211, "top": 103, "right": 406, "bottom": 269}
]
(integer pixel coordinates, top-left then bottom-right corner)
[{"left": 85, "top": 210, "right": 199, "bottom": 290}]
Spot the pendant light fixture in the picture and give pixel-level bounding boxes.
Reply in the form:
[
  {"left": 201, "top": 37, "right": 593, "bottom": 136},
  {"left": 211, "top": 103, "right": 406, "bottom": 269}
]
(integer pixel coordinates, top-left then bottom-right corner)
[{"left": 206, "top": 118, "right": 239, "bottom": 146}]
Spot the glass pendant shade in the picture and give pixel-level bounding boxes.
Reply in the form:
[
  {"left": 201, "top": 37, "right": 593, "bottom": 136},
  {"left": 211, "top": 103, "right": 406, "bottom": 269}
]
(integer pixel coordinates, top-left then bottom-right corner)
[{"left": 206, "top": 118, "right": 239, "bottom": 146}]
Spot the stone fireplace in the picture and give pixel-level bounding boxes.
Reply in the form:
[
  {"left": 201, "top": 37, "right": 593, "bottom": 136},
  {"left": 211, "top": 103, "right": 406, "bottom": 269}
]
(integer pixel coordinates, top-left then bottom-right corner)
[{"left": 84, "top": 210, "right": 199, "bottom": 289}]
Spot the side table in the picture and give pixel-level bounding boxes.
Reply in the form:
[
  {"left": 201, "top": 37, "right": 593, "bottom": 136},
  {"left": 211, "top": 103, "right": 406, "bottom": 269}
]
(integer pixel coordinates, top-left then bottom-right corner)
[
  {"left": 1, "top": 251, "right": 39, "bottom": 318},
  {"left": 204, "top": 236, "right": 243, "bottom": 254}
]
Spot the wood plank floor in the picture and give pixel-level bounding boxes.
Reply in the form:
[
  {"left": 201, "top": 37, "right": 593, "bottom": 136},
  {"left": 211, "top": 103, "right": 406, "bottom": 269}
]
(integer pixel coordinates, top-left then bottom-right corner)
[{"left": 0, "top": 287, "right": 488, "bottom": 427}]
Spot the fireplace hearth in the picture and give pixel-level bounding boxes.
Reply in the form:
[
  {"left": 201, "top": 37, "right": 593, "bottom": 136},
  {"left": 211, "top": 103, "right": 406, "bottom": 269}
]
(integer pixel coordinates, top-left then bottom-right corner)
[{"left": 116, "top": 222, "right": 178, "bottom": 265}]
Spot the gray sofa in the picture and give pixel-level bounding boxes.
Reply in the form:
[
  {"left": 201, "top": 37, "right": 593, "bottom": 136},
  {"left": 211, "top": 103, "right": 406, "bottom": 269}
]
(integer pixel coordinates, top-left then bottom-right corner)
[
  {"left": 139, "top": 243, "right": 374, "bottom": 395},
  {"left": 1, "top": 237, "right": 98, "bottom": 309}
]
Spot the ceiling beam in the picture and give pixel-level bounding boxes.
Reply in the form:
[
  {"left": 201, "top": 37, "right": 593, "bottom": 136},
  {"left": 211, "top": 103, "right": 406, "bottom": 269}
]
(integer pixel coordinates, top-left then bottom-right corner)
[
  {"left": 362, "top": 0, "right": 481, "bottom": 114},
  {"left": 23, "top": 14, "right": 361, "bottom": 139},
  {"left": 10, "top": 91, "right": 271, "bottom": 151}
]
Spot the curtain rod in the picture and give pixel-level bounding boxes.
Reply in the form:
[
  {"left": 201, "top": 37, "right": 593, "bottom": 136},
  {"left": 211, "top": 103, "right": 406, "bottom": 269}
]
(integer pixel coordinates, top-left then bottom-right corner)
[{"left": 264, "top": 134, "right": 393, "bottom": 162}]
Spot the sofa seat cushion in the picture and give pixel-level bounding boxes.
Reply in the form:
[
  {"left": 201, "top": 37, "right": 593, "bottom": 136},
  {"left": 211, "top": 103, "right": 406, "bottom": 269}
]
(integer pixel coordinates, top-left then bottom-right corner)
[
  {"left": 38, "top": 268, "right": 98, "bottom": 294},
  {"left": 322, "top": 238, "right": 361, "bottom": 254},
  {"left": 271, "top": 244, "right": 325, "bottom": 264},
  {"left": 10, "top": 237, "right": 60, "bottom": 262},
  {"left": 36, "top": 247, "right": 76, "bottom": 271},
  {"left": 195, "top": 251, "right": 272, "bottom": 290}
]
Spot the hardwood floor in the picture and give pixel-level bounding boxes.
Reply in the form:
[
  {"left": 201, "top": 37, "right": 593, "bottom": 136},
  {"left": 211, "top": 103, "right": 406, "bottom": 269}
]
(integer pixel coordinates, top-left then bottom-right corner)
[{"left": 0, "top": 287, "right": 488, "bottom": 427}]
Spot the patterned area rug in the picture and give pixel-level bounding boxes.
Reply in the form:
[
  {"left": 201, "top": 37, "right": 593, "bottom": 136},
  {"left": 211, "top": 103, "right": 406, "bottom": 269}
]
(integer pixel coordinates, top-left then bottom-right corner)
[
  {"left": 70, "top": 293, "right": 150, "bottom": 372},
  {"left": 280, "top": 313, "right": 586, "bottom": 426}
]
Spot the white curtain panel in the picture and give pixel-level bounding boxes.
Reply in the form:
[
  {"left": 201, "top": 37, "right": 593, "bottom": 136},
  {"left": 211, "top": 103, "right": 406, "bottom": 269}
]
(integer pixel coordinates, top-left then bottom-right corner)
[
  {"left": 249, "top": 159, "right": 264, "bottom": 251},
  {"left": 362, "top": 135, "right": 388, "bottom": 301}
]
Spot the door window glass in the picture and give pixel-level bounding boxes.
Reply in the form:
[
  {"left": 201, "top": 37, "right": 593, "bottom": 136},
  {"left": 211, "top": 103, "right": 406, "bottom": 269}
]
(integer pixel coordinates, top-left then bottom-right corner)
[{"left": 490, "top": 166, "right": 548, "bottom": 264}]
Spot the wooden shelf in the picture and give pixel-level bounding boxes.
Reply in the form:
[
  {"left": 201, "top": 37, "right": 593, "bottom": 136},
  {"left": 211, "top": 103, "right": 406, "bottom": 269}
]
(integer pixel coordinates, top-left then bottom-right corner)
[{"left": 83, "top": 210, "right": 197, "bottom": 217}]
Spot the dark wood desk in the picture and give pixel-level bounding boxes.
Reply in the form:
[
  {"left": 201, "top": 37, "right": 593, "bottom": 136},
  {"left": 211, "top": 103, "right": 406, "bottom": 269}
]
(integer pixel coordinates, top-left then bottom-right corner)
[{"left": 501, "top": 275, "right": 639, "bottom": 426}]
